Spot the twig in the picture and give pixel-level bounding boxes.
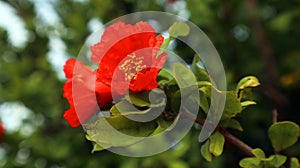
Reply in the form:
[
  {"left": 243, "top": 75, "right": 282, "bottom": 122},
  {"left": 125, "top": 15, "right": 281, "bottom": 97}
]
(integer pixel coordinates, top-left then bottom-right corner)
[
  {"left": 220, "top": 129, "right": 254, "bottom": 157},
  {"left": 183, "top": 111, "right": 255, "bottom": 156},
  {"left": 272, "top": 109, "right": 278, "bottom": 124}
]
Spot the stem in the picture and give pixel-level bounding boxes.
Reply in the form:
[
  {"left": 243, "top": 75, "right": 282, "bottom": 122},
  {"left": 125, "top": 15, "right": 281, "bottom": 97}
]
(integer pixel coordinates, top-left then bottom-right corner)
[
  {"left": 272, "top": 108, "right": 281, "bottom": 155},
  {"left": 220, "top": 129, "right": 254, "bottom": 157},
  {"left": 190, "top": 114, "right": 254, "bottom": 156},
  {"left": 156, "top": 37, "right": 174, "bottom": 57},
  {"left": 272, "top": 109, "right": 278, "bottom": 124}
]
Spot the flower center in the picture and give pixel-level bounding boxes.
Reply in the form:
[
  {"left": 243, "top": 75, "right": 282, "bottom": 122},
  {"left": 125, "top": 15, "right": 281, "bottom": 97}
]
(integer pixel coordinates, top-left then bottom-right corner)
[{"left": 118, "top": 53, "right": 146, "bottom": 81}]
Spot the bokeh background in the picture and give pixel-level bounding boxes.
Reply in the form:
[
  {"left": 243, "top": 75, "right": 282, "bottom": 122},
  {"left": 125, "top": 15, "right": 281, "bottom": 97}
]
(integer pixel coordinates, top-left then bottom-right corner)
[{"left": 0, "top": 0, "right": 299, "bottom": 167}]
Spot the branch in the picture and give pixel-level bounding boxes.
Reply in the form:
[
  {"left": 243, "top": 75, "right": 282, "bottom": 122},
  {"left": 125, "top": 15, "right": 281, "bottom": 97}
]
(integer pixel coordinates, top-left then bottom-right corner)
[
  {"left": 182, "top": 112, "right": 254, "bottom": 156},
  {"left": 220, "top": 129, "right": 254, "bottom": 157}
]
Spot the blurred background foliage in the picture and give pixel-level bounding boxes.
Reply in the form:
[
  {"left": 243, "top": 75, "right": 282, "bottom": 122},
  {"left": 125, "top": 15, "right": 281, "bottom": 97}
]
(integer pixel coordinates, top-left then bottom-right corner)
[{"left": 0, "top": 0, "right": 299, "bottom": 167}]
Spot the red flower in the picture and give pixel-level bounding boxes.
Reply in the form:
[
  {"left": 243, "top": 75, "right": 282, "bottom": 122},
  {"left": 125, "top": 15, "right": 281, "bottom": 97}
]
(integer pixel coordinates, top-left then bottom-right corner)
[
  {"left": 91, "top": 21, "right": 166, "bottom": 93},
  {"left": 63, "top": 59, "right": 112, "bottom": 127},
  {"left": 63, "top": 22, "right": 166, "bottom": 128},
  {"left": 0, "top": 123, "right": 4, "bottom": 141}
]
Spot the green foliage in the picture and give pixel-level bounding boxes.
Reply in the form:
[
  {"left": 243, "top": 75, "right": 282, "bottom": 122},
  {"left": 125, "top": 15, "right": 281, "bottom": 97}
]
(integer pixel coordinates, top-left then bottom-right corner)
[
  {"left": 240, "top": 148, "right": 287, "bottom": 168},
  {"left": 236, "top": 76, "right": 260, "bottom": 100},
  {"left": 85, "top": 115, "right": 157, "bottom": 150},
  {"left": 208, "top": 132, "right": 225, "bottom": 157},
  {"left": 268, "top": 121, "right": 300, "bottom": 151},
  {"left": 201, "top": 140, "right": 212, "bottom": 162},
  {"left": 291, "top": 158, "right": 300, "bottom": 168},
  {"left": 190, "top": 55, "right": 211, "bottom": 82},
  {"left": 219, "top": 119, "right": 243, "bottom": 131},
  {"left": 168, "top": 22, "right": 190, "bottom": 38},
  {"left": 1, "top": 0, "right": 300, "bottom": 167},
  {"left": 201, "top": 131, "right": 225, "bottom": 162}
]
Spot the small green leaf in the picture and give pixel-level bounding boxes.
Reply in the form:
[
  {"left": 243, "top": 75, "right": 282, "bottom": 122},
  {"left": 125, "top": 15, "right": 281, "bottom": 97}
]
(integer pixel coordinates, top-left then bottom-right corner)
[
  {"left": 236, "top": 76, "right": 260, "bottom": 91},
  {"left": 168, "top": 22, "right": 190, "bottom": 38},
  {"left": 219, "top": 119, "right": 243, "bottom": 131},
  {"left": 291, "top": 157, "right": 300, "bottom": 168},
  {"left": 198, "top": 86, "right": 242, "bottom": 119},
  {"left": 236, "top": 76, "right": 260, "bottom": 100},
  {"left": 201, "top": 140, "right": 212, "bottom": 162},
  {"left": 198, "top": 86, "right": 211, "bottom": 114},
  {"left": 91, "top": 143, "right": 106, "bottom": 153},
  {"left": 158, "top": 69, "right": 174, "bottom": 86},
  {"left": 84, "top": 115, "right": 157, "bottom": 148},
  {"left": 252, "top": 148, "right": 266, "bottom": 159},
  {"left": 209, "top": 131, "right": 225, "bottom": 157},
  {"left": 190, "top": 55, "right": 210, "bottom": 82},
  {"left": 125, "top": 91, "right": 151, "bottom": 107},
  {"left": 263, "top": 155, "right": 287, "bottom": 167},
  {"left": 239, "top": 158, "right": 261, "bottom": 168},
  {"left": 268, "top": 121, "right": 300, "bottom": 151},
  {"left": 172, "top": 63, "right": 197, "bottom": 88},
  {"left": 272, "top": 155, "right": 287, "bottom": 167},
  {"left": 241, "top": 101, "right": 257, "bottom": 108},
  {"left": 222, "top": 91, "right": 243, "bottom": 120},
  {"left": 170, "top": 90, "right": 181, "bottom": 113},
  {"left": 110, "top": 89, "right": 166, "bottom": 117}
]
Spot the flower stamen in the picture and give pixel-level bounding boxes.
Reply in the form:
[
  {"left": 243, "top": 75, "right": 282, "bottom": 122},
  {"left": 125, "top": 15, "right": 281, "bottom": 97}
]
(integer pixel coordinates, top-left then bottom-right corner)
[{"left": 118, "top": 53, "right": 146, "bottom": 81}]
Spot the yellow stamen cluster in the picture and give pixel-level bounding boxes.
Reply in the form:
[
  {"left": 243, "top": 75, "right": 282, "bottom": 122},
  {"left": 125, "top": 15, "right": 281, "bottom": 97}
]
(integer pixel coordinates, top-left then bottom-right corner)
[{"left": 118, "top": 53, "right": 146, "bottom": 81}]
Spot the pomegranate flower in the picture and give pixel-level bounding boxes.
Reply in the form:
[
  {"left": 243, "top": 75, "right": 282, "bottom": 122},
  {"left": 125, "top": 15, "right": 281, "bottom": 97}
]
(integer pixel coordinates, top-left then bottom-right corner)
[
  {"left": 63, "top": 21, "right": 166, "bottom": 128},
  {"left": 0, "top": 123, "right": 4, "bottom": 141}
]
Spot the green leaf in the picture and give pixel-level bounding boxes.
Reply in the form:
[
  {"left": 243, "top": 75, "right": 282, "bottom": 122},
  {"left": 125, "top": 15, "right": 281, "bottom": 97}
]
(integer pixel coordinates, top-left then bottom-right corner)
[
  {"left": 262, "top": 155, "right": 287, "bottom": 167},
  {"left": 170, "top": 90, "right": 181, "bottom": 113},
  {"left": 239, "top": 158, "right": 261, "bottom": 168},
  {"left": 84, "top": 115, "right": 157, "bottom": 149},
  {"left": 168, "top": 22, "right": 190, "bottom": 38},
  {"left": 158, "top": 69, "right": 174, "bottom": 86},
  {"left": 198, "top": 86, "right": 242, "bottom": 119},
  {"left": 291, "top": 157, "right": 300, "bottom": 168},
  {"left": 241, "top": 101, "right": 257, "bottom": 109},
  {"left": 201, "top": 140, "right": 212, "bottom": 162},
  {"left": 271, "top": 155, "right": 287, "bottom": 167},
  {"left": 91, "top": 143, "right": 106, "bottom": 153},
  {"left": 209, "top": 131, "right": 225, "bottom": 157},
  {"left": 110, "top": 89, "right": 166, "bottom": 117},
  {"left": 222, "top": 91, "right": 243, "bottom": 120},
  {"left": 198, "top": 86, "right": 211, "bottom": 114},
  {"left": 172, "top": 63, "right": 197, "bottom": 88},
  {"left": 236, "top": 76, "right": 260, "bottom": 100},
  {"left": 236, "top": 76, "right": 260, "bottom": 91},
  {"left": 125, "top": 91, "right": 151, "bottom": 107},
  {"left": 219, "top": 119, "right": 243, "bottom": 131},
  {"left": 190, "top": 55, "right": 210, "bottom": 82},
  {"left": 252, "top": 148, "right": 266, "bottom": 159},
  {"left": 268, "top": 121, "right": 300, "bottom": 151}
]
